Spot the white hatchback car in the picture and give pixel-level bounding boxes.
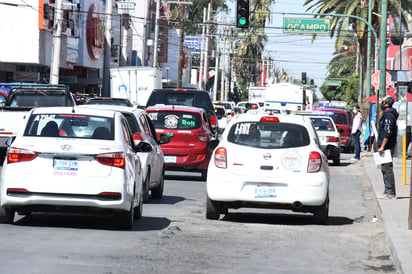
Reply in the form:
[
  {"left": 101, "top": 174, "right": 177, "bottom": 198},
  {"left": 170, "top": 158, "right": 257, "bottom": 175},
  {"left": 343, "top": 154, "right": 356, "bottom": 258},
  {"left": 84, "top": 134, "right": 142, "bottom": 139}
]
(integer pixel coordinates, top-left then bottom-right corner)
[
  {"left": 206, "top": 112, "right": 330, "bottom": 224},
  {"left": 0, "top": 106, "right": 144, "bottom": 230},
  {"left": 306, "top": 115, "right": 341, "bottom": 166}
]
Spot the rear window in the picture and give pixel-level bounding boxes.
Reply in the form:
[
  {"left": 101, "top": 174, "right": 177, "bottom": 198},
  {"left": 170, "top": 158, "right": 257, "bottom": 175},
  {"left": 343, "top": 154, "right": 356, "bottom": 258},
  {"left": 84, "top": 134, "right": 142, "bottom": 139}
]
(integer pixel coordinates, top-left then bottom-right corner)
[
  {"left": 24, "top": 113, "right": 114, "bottom": 140},
  {"left": 227, "top": 121, "right": 310, "bottom": 149},
  {"left": 147, "top": 90, "right": 214, "bottom": 113},
  {"left": 86, "top": 98, "right": 133, "bottom": 107},
  {"left": 215, "top": 108, "right": 226, "bottom": 117},
  {"left": 148, "top": 111, "right": 202, "bottom": 130},
  {"left": 310, "top": 117, "right": 335, "bottom": 131}
]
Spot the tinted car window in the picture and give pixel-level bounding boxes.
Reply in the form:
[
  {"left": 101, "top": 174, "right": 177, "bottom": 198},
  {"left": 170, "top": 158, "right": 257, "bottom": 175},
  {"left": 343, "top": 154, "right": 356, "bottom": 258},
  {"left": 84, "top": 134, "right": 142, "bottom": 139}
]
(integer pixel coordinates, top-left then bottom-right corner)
[
  {"left": 24, "top": 113, "right": 114, "bottom": 140},
  {"left": 148, "top": 111, "right": 202, "bottom": 130},
  {"left": 86, "top": 98, "right": 133, "bottom": 107},
  {"left": 332, "top": 113, "right": 348, "bottom": 125},
  {"left": 227, "top": 122, "right": 310, "bottom": 149},
  {"left": 215, "top": 108, "right": 226, "bottom": 117}
]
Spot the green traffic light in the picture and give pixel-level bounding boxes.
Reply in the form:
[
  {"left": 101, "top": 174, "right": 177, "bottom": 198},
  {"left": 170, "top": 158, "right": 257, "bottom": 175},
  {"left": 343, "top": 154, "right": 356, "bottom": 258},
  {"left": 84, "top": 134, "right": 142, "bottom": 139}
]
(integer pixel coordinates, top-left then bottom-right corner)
[{"left": 238, "top": 18, "right": 247, "bottom": 25}]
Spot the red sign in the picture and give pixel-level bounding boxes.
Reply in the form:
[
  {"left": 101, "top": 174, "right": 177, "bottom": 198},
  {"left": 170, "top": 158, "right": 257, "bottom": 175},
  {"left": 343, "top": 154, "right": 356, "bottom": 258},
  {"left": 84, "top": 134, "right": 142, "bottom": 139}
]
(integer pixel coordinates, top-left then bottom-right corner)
[
  {"left": 86, "top": 4, "right": 104, "bottom": 60},
  {"left": 372, "top": 70, "right": 391, "bottom": 90}
]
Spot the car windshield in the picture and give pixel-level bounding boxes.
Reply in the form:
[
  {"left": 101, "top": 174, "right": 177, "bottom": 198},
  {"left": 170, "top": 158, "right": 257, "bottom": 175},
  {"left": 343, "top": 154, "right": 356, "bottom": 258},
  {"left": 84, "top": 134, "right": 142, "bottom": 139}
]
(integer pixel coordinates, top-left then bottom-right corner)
[
  {"left": 310, "top": 117, "right": 335, "bottom": 131},
  {"left": 148, "top": 111, "right": 202, "bottom": 130},
  {"left": 227, "top": 121, "right": 310, "bottom": 149},
  {"left": 86, "top": 98, "right": 132, "bottom": 107},
  {"left": 24, "top": 113, "right": 114, "bottom": 140}
]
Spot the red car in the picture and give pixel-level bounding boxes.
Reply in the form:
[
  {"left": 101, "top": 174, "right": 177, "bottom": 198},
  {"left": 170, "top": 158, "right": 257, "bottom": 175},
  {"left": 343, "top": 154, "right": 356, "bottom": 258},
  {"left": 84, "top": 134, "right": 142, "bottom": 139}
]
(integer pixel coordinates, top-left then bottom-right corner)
[{"left": 146, "top": 105, "right": 217, "bottom": 180}]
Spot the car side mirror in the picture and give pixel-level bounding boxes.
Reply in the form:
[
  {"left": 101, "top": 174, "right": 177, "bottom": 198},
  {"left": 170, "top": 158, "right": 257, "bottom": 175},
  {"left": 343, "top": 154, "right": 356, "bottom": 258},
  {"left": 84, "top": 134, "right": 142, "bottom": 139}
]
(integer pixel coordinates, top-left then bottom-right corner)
[
  {"left": 136, "top": 141, "right": 153, "bottom": 153},
  {"left": 159, "top": 134, "right": 171, "bottom": 145}
]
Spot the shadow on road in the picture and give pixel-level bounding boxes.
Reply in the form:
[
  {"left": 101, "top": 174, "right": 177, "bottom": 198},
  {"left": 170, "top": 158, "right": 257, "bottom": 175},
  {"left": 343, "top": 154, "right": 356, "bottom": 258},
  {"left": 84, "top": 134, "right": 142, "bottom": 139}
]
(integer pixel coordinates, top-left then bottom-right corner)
[
  {"left": 221, "top": 212, "right": 354, "bottom": 226},
  {"left": 13, "top": 212, "right": 171, "bottom": 231}
]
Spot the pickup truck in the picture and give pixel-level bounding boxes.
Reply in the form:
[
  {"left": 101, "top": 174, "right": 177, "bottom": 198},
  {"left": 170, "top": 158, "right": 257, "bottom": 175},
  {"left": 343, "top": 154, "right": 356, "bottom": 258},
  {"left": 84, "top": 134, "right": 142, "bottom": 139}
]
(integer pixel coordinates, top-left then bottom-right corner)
[{"left": 0, "top": 84, "right": 76, "bottom": 165}]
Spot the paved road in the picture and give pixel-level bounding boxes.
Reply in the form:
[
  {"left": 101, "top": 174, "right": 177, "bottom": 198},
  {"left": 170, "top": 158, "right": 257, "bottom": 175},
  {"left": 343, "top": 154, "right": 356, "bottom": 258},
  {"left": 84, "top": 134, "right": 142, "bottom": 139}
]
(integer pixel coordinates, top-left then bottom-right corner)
[{"left": 0, "top": 157, "right": 395, "bottom": 273}]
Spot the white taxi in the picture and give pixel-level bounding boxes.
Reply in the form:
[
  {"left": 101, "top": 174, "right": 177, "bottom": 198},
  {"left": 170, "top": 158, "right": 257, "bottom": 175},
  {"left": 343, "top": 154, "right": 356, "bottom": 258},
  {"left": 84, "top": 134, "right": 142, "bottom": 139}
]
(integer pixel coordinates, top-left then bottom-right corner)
[
  {"left": 206, "top": 112, "right": 330, "bottom": 224},
  {"left": 0, "top": 106, "right": 143, "bottom": 230}
]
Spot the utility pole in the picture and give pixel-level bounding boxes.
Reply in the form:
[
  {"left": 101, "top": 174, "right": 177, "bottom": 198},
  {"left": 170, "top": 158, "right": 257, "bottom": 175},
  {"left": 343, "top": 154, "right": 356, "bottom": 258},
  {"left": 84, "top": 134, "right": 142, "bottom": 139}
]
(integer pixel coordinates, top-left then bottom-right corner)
[
  {"left": 378, "top": 0, "right": 388, "bottom": 99},
  {"left": 203, "top": 3, "right": 211, "bottom": 91},
  {"left": 153, "top": 0, "right": 161, "bottom": 67},
  {"left": 198, "top": 7, "right": 206, "bottom": 90},
  {"left": 49, "top": 0, "right": 64, "bottom": 84},
  {"left": 177, "top": 3, "right": 185, "bottom": 88},
  {"left": 102, "top": 0, "right": 112, "bottom": 97}
]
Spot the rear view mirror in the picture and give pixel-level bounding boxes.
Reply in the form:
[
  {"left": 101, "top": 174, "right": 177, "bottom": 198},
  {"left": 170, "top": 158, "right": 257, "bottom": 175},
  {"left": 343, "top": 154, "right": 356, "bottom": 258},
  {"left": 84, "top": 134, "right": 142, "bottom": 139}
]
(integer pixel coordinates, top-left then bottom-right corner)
[
  {"left": 137, "top": 141, "right": 153, "bottom": 153},
  {"left": 159, "top": 134, "right": 171, "bottom": 144}
]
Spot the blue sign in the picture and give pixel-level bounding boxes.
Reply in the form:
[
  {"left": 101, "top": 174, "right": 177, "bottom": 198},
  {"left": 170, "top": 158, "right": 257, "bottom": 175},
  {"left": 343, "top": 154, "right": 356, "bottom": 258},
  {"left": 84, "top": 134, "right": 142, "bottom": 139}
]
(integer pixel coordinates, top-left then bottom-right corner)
[{"left": 184, "top": 36, "right": 203, "bottom": 53}]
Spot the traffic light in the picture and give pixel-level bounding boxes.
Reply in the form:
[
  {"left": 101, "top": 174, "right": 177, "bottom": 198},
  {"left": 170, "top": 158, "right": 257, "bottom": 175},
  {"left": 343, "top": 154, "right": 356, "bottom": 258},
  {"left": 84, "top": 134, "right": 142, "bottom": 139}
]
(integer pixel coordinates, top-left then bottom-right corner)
[
  {"left": 236, "top": 0, "right": 250, "bottom": 28},
  {"left": 310, "top": 79, "right": 314, "bottom": 87},
  {"left": 301, "top": 72, "right": 307, "bottom": 85}
]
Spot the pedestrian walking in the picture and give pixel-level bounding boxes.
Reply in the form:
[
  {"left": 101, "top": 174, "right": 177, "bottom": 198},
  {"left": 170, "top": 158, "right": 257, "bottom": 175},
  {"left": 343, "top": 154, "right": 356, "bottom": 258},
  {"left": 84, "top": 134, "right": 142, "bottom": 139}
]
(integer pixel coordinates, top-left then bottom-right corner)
[
  {"left": 351, "top": 105, "right": 362, "bottom": 161},
  {"left": 377, "top": 95, "right": 398, "bottom": 199}
]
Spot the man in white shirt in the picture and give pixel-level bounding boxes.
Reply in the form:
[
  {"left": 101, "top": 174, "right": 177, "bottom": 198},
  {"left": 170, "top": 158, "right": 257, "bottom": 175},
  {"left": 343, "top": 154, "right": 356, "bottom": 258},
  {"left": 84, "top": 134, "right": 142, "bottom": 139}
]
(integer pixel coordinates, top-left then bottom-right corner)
[{"left": 351, "top": 105, "right": 363, "bottom": 161}]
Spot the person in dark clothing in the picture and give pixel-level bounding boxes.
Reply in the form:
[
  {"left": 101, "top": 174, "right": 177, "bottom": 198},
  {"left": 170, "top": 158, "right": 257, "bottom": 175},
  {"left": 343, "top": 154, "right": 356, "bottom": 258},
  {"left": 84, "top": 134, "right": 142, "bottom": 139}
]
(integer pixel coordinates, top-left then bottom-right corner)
[{"left": 377, "top": 95, "right": 398, "bottom": 199}]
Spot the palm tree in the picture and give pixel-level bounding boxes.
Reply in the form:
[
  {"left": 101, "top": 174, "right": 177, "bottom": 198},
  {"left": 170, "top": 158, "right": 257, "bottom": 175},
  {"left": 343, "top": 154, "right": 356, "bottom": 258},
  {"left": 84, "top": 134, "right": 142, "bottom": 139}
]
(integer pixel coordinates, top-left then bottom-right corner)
[{"left": 304, "top": 0, "right": 412, "bottom": 99}]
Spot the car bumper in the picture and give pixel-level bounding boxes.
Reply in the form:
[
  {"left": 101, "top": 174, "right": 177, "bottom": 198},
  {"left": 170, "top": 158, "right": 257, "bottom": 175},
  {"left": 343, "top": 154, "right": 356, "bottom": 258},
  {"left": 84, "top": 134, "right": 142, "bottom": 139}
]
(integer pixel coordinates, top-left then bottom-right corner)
[
  {"left": 207, "top": 170, "right": 328, "bottom": 206},
  {"left": 1, "top": 169, "right": 134, "bottom": 212}
]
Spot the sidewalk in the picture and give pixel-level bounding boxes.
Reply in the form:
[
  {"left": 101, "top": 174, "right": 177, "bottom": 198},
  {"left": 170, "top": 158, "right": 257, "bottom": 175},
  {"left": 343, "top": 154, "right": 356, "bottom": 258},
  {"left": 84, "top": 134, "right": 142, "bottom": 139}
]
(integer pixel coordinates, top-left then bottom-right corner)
[{"left": 362, "top": 152, "right": 412, "bottom": 274}]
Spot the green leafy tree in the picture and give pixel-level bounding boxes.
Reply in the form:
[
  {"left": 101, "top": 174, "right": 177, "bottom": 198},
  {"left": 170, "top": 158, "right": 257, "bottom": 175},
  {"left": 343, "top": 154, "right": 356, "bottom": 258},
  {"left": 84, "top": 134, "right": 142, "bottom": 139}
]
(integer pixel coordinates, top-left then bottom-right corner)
[{"left": 304, "top": 0, "right": 412, "bottom": 100}]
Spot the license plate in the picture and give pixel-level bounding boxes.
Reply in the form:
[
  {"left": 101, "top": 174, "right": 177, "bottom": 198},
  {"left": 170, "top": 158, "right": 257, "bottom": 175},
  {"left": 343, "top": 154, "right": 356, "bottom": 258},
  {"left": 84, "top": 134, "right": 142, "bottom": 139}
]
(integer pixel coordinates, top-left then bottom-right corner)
[
  {"left": 254, "top": 185, "right": 276, "bottom": 198},
  {"left": 164, "top": 155, "right": 177, "bottom": 163},
  {"left": 53, "top": 159, "right": 79, "bottom": 171}
]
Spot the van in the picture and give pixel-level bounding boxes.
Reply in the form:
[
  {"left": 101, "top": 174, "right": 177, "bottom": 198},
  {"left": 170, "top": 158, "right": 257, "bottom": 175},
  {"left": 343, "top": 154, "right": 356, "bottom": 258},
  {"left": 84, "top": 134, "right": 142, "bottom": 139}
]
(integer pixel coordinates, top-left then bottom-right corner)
[{"left": 146, "top": 88, "right": 218, "bottom": 137}]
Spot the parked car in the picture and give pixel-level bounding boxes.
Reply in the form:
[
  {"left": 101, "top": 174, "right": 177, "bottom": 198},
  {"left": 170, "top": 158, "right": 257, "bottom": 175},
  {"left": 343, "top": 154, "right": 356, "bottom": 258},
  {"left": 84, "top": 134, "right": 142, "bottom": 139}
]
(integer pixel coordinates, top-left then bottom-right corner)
[
  {"left": 85, "top": 97, "right": 134, "bottom": 107},
  {"left": 310, "top": 108, "right": 353, "bottom": 153},
  {"left": 0, "top": 106, "right": 145, "bottom": 230},
  {"left": 146, "top": 88, "right": 218, "bottom": 138},
  {"left": 206, "top": 112, "right": 330, "bottom": 224},
  {"left": 81, "top": 105, "right": 170, "bottom": 202},
  {"left": 146, "top": 105, "right": 218, "bottom": 181},
  {"left": 306, "top": 115, "right": 341, "bottom": 166},
  {"left": 214, "top": 104, "right": 228, "bottom": 134}
]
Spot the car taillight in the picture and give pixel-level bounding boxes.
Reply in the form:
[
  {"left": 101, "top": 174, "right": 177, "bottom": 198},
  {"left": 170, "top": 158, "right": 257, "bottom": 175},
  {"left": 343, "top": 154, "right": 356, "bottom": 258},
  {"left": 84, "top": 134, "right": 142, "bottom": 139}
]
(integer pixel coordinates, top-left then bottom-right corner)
[
  {"left": 326, "top": 136, "right": 339, "bottom": 142},
  {"left": 231, "top": 111, "right": 234, "bottom": 117},
  {"left": 210, "top": 114, "right": 217, "bottom": 128},
  {"left": 7, "top": 147, "right": 38, "bottom": 164},
  {"left": 307, "top": 151, "right": 322, "bottom": 173},
  {"left": 214, "top": 147, "right": 227, "bottom": 168},
  {"left": 196, "top": 131, "right": 209, "bottom": 142},
  {"left": 95, "top": 152, "right": 125, "bottom": 169}
]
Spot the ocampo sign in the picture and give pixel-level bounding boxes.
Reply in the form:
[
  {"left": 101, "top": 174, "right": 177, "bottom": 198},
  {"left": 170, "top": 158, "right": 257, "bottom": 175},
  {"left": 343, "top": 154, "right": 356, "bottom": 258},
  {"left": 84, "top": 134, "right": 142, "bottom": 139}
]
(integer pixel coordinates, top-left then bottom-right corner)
[{"left": 283, "top": 18, "right": 330, "bottom": 34}]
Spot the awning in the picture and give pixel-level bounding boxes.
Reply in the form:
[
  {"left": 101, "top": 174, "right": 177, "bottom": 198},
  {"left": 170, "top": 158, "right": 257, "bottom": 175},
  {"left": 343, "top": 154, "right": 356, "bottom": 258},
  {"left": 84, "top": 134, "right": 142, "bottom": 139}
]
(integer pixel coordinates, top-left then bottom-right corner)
[{"left": 362, "top": 88, "right": 397, "bottom": 102}]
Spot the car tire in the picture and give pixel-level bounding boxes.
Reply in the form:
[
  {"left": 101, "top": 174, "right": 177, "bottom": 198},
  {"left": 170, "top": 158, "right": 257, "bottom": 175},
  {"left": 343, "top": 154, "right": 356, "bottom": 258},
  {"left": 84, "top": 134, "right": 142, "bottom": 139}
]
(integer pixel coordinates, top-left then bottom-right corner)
[
  {"left": 206, "top": 196, "right": 221, "bottom": 220},
  {"left": 143, "top": 172, "right": 150, "bottom": 203},
  {"left": 0, "top": 207, "right": 15, "bottom": 224},
  {"left": 134, "top": 191, "right": 143, "bottom": 220},
  {"left": 200, "top": 169, "right": 207, "bottom": 181},
  {"left": 313, "top": 196, "right": 329, "bottom": 225},
  {"left": 332, "top": 154, "right": 340, "bottom": 166},
  {"left": 151, "top": 168, "right": 164, "bottom": 199},
  {"left": 118, "top": 204, "right": 134, "bottom": 230}
]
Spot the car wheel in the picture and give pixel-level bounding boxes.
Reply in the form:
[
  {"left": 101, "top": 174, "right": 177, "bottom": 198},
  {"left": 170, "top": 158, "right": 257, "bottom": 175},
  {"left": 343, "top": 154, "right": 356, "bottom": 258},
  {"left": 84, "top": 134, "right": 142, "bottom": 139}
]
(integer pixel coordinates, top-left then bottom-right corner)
[
  {"left": 151, "top": 168, "right": 164, "bottom": 199},
  {"left": 0, "top": 207, "right": 15, "bottom": 224},
  {"left": 206, "top": 196, "right": 221, "bottom": 220},
  {"left": 200, "top": 169, "right": 207, "bottom": 181},
  {"left": 332, "top": 154, "right": 340, "bottom": 166},
  {"left": 143, "top": 172, "right": 150, "bottom": 203},
  {"left": 118, "top": 204, "right": 134, "bottom": 230},
  {"left": 134, "top": 191, "right": 143, "bottom": 220},
  {"left": 313, "top": 196, "right": 329, "bottom": 225}
]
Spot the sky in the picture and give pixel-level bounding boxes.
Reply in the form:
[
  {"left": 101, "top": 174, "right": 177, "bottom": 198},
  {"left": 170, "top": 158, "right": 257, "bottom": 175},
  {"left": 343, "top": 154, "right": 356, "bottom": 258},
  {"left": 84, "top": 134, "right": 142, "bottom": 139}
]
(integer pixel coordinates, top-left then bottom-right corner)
[
  {"left": 265, "top": 0, "right": 337, "bottom": 87},
  {"left": 226, "top": 0, "right": 337, "bottom": 87}
]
